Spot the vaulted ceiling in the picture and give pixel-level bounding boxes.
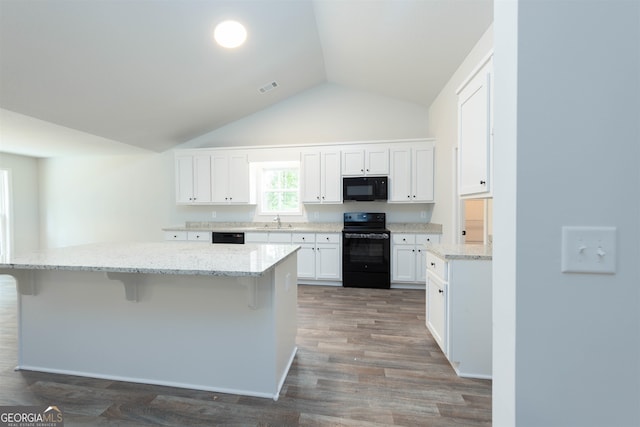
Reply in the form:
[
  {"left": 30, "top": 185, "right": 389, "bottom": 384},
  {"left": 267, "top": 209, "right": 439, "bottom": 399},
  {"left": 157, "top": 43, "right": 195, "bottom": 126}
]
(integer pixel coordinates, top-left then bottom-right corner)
[{"left": 0, "top": 0, "right": 493, "bottom": 157}]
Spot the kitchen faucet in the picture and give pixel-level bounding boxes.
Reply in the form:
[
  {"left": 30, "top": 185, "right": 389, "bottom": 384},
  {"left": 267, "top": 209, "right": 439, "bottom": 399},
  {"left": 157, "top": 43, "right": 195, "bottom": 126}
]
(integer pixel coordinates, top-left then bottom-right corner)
[{"left": 273, "top": 214, "right": 281, "bottom": 229}]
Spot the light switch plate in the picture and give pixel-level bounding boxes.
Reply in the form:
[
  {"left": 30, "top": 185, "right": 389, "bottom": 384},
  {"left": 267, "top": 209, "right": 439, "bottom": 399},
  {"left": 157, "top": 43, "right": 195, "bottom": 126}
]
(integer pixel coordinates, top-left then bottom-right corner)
[{"left": 561, "top": 226, "right": 616, "bottom": 274}]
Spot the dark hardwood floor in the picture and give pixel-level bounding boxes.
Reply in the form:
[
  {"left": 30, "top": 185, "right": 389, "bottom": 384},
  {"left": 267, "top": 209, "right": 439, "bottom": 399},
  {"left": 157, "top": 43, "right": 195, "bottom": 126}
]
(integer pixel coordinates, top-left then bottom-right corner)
[{"left": 0, "top": 278, "right": 491, "bottom": 426}]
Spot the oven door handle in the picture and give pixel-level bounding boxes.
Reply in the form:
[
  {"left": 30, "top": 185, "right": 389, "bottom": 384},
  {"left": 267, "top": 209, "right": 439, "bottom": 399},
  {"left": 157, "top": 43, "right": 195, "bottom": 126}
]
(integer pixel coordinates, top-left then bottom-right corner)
[{"left": 344, "top": 233, "right": 390, "bottom": 239}]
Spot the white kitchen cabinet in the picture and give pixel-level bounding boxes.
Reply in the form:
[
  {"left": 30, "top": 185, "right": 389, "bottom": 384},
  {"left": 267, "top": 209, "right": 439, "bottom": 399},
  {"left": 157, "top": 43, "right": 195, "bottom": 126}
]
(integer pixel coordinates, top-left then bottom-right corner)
[
  {"left": 245, "top": 232, "right": 291, "bottom": 244},
  {"left": 175, "top": 153, "right": 212, "bottom": 204},
  {"left": 391, "top": 233, "right": 440, "bottom": 283},
  {"left": 300, "top": 150, "right": 342, "bottom": 203},
  {"left": 211, "top": 152, "right": 250, "bottom": 204},
  {"left": 425, "top": 250, "right": 492, "bottom": 378},
  {"left": 341, "top": 147, "right": 389, "bottom": 176},
  {"left": 389, "top": 143, "right": 434, "bottom": 203},
  {"left": 457, "top": 53, "right": 493, "bottom": 198},
  {"left": 292, "top": 233, "right": 316, "bottom": 279},
  {"left": 164, "top": 231, "right": 188, "bottom": 241},
  {"left": 293, "top": 233, "right": 341, "bottom": 281},
  {"left": 187, "top": 231, "right": 211, "bottom": 242}
]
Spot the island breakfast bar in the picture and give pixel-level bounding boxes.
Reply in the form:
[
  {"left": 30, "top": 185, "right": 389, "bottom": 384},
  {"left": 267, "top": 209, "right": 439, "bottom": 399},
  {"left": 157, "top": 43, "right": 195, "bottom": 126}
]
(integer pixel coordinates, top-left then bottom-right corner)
[{"left": 0, "top": 242, "right": 299, "bottom": 400}]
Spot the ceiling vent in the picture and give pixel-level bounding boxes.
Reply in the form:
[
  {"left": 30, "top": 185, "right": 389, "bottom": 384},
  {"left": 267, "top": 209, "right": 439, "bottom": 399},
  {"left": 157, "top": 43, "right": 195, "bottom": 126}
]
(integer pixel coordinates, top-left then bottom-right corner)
[{"left": 258, "top": 81, "right": 279, "bottom": 94}]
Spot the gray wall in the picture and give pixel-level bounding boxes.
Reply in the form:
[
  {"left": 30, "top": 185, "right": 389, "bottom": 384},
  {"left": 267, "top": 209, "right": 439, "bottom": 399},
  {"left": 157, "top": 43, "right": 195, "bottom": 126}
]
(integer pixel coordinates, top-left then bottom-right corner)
[{"left": 493, "top": 0, "right": 640, "bottom": 425}]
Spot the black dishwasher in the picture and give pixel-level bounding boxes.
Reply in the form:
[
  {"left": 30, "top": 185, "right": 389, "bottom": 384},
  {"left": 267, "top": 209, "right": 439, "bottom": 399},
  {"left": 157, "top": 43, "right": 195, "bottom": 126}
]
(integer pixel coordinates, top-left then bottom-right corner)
[{"left": 212, "top": 232, "right": 245, "bottom": 244}]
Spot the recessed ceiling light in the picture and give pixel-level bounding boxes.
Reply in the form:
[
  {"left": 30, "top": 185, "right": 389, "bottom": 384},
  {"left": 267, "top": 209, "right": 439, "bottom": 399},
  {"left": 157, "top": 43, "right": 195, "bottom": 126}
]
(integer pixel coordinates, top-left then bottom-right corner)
[{"left": 214, "top": 20, "right": 247, "bottom": 49}]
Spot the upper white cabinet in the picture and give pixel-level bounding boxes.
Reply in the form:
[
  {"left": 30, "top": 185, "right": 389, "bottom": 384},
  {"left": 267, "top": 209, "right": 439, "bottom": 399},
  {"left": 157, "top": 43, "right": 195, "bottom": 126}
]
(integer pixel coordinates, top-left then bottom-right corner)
[
  {"left": 457, "top": 54, "right": 493, "bottom": 198},
  {"left": 389, "top": 142, "right": 435, "bottom": 203},
  {"left": 175, "top": 153, "right": 212, "bottom": 204},
  {"left": 341, "top": 147, "right": 389, "bottom": 176},
  {"left": 211, "top": 152, "right": 250, "bottom": 204},
  {"left": 300, "top": 150, "right": 342, "bottom": 204}
]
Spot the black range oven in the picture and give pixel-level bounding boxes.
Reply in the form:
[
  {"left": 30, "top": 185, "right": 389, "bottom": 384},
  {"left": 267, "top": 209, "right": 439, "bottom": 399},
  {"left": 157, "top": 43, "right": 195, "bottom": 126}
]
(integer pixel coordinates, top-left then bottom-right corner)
[{"left": 342, "top": 212, "right": 390, "bottom": 289}]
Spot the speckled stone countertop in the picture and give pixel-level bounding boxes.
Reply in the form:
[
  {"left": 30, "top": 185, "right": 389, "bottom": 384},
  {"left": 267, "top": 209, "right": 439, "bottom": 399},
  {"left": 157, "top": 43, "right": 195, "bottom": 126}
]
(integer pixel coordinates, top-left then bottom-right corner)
[
  {"left": 387, "top": 223, "right": 442, "bottom": 234},
  {"left": 163, "top": 221, "right": 443, "bottom": 234},
  {"left": 426, "top": 243, "right": 492, "bottom": 261},
  {"left": 0, "top": 242, "right": 300, "bottom": 277}
]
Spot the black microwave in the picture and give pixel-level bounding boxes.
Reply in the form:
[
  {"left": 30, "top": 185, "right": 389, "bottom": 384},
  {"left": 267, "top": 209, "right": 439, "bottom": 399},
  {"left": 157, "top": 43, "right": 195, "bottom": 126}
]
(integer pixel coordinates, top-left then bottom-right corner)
[{"left": 343, "top": 176, "right": 388, "bottom": 201}]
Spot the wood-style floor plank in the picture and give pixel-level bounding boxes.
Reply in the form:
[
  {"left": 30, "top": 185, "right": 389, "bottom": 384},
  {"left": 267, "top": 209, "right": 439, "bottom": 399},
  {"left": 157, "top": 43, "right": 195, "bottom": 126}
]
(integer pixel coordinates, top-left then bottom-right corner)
[{"left": 0, "top": 278, "right": 491, "bottom": 426}]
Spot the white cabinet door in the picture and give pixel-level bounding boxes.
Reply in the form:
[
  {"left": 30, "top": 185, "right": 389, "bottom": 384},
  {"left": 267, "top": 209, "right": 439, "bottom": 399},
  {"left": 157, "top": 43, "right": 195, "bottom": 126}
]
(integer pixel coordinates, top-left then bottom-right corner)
[
  {"left": 413, "top": 146, "right": 434, "bottom": 202},
  {"left": 175, "top": 155, "right": 195, "bottom": 204},
  {"left": 392, "top": 245, "right": 417, "bottom": 282},
  {"left": 389, "top": 147, "right": 412, "bottom": 202},
  {"left": 365, "top": 147, "right": 389, "bottom": 175},
  {"left": 427, "top": 270, "right": 447, "bottom": 353},
  {"left": 211, "top": 153, "right": 249, "bottom": 204},
  {"left": 321, "top": 151, "right": 342, "bottom": 203},
  {"left": 301, "top": 151, "right": 321, "bottom": 203},
  {"left": 316, "top": 243, "right": 341, "bottom": 280},
  {"left": 341, "top": 149, "right": 365, "bottom": 176},
  {"left": 296, "top": 244, "right": 316, "bottom": 279},
  {"left": 341, "top": 147, "right": 388, "bottom": 176},
  {"left": 211, "top": 153, "right": 230, "bottom": 203},
  {"left": 389, "top": 144, "right": 435, "bottom": 203},
  {"left": 228, "top": 153, "right": 250, "bottom": 203},
  {"left": 302, "top": 150, "right": 342, "bottom": 203},
  {"left": 175, "top": 154, "right": 212, "bottom": 204},
  {"left": 458, "top": 56, "right": 493, "bottom": 197}
]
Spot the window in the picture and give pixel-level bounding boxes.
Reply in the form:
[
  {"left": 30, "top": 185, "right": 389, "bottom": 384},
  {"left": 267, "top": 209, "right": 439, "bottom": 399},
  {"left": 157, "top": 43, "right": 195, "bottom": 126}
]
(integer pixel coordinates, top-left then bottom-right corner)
[{"left": 260, "top": 165, "right": 300, "bottom": 214}]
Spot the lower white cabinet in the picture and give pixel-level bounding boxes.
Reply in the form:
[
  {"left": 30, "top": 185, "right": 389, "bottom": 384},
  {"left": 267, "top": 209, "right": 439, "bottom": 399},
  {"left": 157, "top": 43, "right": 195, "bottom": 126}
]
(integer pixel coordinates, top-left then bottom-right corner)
[
  {"left": 245, "top": 232, "right": 292, "bottom": 244},
  {"left": 164, "top": 231, "right": 211, "bottom": 242},
  {"left": 392, "top": 233, "right": 440, "bottom": 283},
  {"left": 425, "top": 251, "right": 492, "bottom": 378},
  {"left": 293, "top": 233, "right": 341, "bottom": 281}
]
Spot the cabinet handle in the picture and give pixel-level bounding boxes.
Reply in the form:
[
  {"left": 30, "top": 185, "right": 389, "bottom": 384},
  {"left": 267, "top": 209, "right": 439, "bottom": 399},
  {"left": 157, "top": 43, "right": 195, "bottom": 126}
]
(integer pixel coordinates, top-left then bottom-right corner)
[
  {"left": 480, "top": 180, "right": 486, "bottom": 185},
  {"left": 366, "top": 168, "right": 369, "bottom": 172},
  {"left": 412, "top": 249, "right": 415, "bottom": 252},
  {"left": 407, "top": 195, "right": 411, "bottom": 198},
  {"left": 430, "top": 262, "right": 436, "bottom": 267},
  {"left": 361, "top": 169, "right": 364, "bottom": 172},
  {"left": 438, "top": 289, "right": 444, "bottom": 294},
  {"left": 316, "top": 196, "right": 320, "bottom": 200},
  {"left": 413, "top": 195, "right": 416, "bottom": 198}
]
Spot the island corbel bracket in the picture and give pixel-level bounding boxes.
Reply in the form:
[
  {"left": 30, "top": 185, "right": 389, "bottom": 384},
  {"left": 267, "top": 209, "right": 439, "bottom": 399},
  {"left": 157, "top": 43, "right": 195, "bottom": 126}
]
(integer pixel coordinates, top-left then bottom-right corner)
[
  {"left": 106, "top": 272, "right": 140, "bottom": 302},
  {"left": 0, "top": 269, "right": 36, "bottom": 296},
  {"left": 236, "top": 276, "right": 259, "bottom": 310}
]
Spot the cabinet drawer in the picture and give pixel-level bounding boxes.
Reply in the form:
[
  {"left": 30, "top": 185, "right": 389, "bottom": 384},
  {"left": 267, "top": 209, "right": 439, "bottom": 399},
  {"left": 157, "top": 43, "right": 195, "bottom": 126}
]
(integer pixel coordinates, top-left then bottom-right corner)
[
  {"left": 187, "top": 231, "right": 211, "bottom": 242},
  {"left": 426, "top": 252, "right": 448, "bottom": 280},
  {"left": 164, "top": 231, "right": 187, "bottom": 241},
  {"left": 292, "top": 233, "right": 315, "bottom": 243},
  {"left": 416, "top": 234, "right": 440, "bottom": 245},
  {"left": 393, "top": 234, "right": 415, "bottom": 245},
  {"left": 316, "top": 233, "right": 340, "bottom": 244}
]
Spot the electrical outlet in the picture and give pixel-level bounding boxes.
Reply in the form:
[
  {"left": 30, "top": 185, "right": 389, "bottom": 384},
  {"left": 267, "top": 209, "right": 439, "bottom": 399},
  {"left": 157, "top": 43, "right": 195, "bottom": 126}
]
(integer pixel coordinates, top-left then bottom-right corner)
[
  {"left": 211, "top": 211, "right": 216, "bottom": 219},
  {"left": 561, "top": 226, "right": 616, "bottom": 274}
]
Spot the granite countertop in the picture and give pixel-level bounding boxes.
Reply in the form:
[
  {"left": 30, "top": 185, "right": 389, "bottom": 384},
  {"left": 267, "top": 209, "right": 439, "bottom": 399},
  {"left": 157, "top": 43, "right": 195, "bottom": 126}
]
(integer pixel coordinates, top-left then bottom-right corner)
[
  {"left": 163, "top": 221, "right": 443, "bottom": 234},
  {"left": 0, "top": 242, "right": 300, "bottom": 277},
  {"left": 426, "top": 243, "right": 492, "bottom": 261}
]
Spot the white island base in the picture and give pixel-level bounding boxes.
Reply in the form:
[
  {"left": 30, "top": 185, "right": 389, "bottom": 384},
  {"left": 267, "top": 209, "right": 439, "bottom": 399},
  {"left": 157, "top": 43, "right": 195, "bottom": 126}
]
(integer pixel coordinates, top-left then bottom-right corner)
[{"left": 1, "top": 246, "right": 298, "bottom": 401}]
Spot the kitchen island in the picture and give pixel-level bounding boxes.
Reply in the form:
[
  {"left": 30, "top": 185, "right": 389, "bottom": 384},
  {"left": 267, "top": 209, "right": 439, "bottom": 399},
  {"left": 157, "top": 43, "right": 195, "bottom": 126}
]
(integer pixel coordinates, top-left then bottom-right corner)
[{"left": 0, "top": 242, "right": 299, "bottom": 400}]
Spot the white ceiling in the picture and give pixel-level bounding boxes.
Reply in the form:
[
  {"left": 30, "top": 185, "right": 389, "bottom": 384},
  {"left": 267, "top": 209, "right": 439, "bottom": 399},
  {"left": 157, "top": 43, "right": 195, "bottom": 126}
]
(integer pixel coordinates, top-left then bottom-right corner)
[{"left": 0, "top": 0, "right": 493, "bottom": 157}]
